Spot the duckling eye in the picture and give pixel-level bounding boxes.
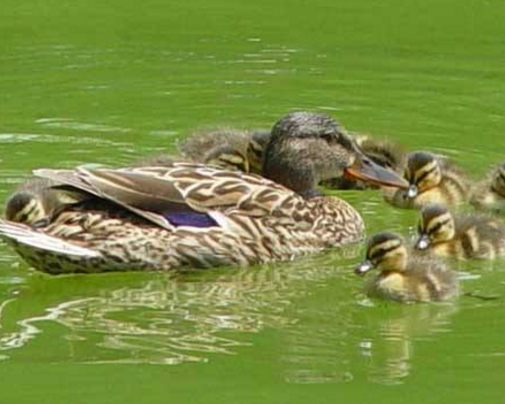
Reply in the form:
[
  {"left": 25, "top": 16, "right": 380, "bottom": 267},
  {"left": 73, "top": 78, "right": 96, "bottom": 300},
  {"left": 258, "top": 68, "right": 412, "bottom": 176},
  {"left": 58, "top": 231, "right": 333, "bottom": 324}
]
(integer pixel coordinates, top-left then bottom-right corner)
[{"left": 427, "top": 219, "right": 450, "bottom": 235}]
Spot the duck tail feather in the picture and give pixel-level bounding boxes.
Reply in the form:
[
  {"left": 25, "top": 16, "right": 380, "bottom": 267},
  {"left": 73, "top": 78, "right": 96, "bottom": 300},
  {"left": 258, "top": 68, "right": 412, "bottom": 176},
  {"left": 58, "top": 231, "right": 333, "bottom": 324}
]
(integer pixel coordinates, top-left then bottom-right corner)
[{"left": 0, "top": 219, "right": 100, "bottom": 258}]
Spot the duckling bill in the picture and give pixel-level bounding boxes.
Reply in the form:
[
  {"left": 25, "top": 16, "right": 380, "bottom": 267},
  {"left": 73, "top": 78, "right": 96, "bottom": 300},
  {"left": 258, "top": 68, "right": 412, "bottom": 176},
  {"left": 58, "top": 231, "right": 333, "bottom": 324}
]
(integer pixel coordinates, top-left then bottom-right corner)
[{"left": 356, "top": 232, "right": 459, "bottom": 302}]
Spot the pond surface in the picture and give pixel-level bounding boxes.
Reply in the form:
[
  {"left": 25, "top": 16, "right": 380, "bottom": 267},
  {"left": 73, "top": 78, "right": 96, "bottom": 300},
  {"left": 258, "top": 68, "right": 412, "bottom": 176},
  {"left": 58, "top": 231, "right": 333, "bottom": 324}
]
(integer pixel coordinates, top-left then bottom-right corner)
[{"left": 1, "top": 0, "right": 505, "bottom": 402}]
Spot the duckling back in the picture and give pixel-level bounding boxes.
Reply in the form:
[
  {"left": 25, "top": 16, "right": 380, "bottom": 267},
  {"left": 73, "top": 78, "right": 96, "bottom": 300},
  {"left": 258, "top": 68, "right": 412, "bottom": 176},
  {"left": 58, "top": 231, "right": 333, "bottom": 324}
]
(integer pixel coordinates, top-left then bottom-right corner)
[
  {"left": 452, "top": 214, "right": 505, "bottom": 259},
  {"left": 365, "top": 256, "right": 458, "bottom": 302},
  {"left": 470, "top": 162, "right": 505, "bottom": 213}
]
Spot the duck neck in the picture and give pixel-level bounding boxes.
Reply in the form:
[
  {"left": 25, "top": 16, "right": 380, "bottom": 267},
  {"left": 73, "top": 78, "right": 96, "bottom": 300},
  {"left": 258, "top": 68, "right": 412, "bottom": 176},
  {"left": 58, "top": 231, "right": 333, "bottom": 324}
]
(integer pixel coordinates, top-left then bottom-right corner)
[{"left": 262, "top": 150, "right": 319, "bottom": 198}]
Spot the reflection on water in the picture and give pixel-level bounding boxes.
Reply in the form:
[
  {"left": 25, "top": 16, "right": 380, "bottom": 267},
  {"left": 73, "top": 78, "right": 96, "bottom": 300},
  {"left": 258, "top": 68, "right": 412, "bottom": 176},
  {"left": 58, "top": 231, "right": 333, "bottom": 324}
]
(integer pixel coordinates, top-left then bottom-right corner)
[
  {"left": 282, "top": 297, "right": 458, "bottom": 386},
  {"left": 0, "top": 249, "right": 359, "bottom": 365},
  {"left": 358, "top": 302, "right": 457, "bottom": 385}
]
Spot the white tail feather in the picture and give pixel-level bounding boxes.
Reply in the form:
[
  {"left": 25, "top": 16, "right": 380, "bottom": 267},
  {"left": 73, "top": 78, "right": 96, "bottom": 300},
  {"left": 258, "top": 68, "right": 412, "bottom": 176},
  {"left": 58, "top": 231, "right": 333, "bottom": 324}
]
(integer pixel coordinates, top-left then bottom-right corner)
[{"left": 0, "top": 220, "right": 100, "bottom": 258}]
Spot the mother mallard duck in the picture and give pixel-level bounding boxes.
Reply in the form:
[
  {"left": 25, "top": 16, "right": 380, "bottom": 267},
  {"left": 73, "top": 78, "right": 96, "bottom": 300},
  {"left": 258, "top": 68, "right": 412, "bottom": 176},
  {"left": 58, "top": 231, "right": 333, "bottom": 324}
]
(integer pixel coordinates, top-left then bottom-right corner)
[{"left": 0, "top": 112, "right": 408, "bottom": 273}]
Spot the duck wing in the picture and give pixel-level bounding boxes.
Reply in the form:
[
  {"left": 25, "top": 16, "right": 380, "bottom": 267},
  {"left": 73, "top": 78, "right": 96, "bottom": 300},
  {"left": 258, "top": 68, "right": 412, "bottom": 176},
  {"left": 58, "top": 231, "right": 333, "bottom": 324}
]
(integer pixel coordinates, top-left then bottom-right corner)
[{"left": 34, "top": 163, "right": 301, "bottom": 230}]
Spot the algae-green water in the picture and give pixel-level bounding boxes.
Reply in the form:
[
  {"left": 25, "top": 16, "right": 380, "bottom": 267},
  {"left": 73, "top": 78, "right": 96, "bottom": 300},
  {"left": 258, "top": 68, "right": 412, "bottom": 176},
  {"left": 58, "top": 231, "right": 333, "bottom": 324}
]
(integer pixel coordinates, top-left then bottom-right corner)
[{"left": 1, "top": 0, "right": 505, "bottom": 402}]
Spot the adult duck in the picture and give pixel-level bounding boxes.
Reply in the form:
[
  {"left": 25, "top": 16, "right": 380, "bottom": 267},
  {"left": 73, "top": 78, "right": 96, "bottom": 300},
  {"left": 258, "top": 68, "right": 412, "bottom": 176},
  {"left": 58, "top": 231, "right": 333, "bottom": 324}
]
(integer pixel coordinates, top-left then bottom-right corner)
[{"left": 0, "top": 112, "right": 408, "bottom": 274}]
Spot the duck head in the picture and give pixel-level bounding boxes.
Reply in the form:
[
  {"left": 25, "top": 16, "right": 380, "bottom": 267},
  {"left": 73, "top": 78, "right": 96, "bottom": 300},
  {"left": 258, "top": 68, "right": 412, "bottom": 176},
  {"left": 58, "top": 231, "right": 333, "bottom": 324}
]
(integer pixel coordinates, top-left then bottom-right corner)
[{"left": 262, "top": 112, "right": 409, "bottom": 197}]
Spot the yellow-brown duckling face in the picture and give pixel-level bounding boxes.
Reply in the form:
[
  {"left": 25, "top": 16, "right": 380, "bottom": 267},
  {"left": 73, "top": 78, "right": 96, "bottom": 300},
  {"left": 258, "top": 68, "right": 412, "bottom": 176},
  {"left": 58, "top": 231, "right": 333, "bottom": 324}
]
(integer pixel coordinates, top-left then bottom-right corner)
[
  {"left": 204, "top": 146, "right": 250, "bottom": 173},
  {"left": 491, "top": 162, "right": 505, "bottom": 197},
  {"left": 415, "top": 204, "right": 456, "bottom": 250},
  {"left": 246, "top": 129, "right": 271, "bottom": 174},
  {"left": 404, "top": 152, "right": 442, "bottom": 198},
  {"left": 5, "top": 192, "right": 46, "bottom": 225},
  {"left": 356, "top": 232, "right": 409, "bottom": 275}
]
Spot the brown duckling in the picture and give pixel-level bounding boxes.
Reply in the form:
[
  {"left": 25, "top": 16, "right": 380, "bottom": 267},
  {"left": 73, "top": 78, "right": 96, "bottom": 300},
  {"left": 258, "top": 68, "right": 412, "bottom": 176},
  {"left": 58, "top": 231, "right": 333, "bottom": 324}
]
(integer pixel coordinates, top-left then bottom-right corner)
[
  {"left": 356, "top": 232, "right": 459, "bottom": 302},
  {"left": 246, "top": 129, "right": 271, "bottom": 175},
  {"left": 137, "top": 143, "right": 249, "bottom": 173},
  {"left": 415, "top": 204, "right": 505, "bottom": 259},
  {"left": 177, "top": 128, "right": 250, "bottom": 172},
  {"left": 321, "top": 133, "right": 404, "bottom": 190},
  {"left": 470, "top": 161, "right": 505, "bottom": 213},
  {"left": 4, "top": 178, "right": 64, "bottom": 225},
  {"left": 384, "top": 151, "right": 469, "bottom": 209}
]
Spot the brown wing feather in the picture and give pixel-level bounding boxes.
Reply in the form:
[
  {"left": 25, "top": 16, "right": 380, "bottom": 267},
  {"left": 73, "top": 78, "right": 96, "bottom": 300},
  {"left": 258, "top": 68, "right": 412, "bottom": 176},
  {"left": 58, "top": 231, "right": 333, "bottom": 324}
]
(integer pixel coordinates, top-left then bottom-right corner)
[{"left": 34, "top": 163, "right": 304, "bottom": 229}]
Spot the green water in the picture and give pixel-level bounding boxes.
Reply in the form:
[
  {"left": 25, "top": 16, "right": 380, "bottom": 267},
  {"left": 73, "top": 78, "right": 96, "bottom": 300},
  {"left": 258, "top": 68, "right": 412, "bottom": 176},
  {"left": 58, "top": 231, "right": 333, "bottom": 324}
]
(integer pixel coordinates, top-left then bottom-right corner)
[{"left": 1, "top": 0, "right": 505, "bottom": 402}]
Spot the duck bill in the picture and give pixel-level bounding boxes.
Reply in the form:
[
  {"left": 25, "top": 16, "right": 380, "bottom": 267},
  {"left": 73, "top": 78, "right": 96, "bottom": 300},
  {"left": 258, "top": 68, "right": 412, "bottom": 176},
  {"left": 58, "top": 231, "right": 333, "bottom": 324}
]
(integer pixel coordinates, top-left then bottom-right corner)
[
  {"left": 355, "top": 260, "right": 374, "bottom": 276},
  {"left": 415, "top": 234, "right": 431, "bottom": 250},
  {"left": 344, "top": 156, "right": 409, "bottom": 189}
]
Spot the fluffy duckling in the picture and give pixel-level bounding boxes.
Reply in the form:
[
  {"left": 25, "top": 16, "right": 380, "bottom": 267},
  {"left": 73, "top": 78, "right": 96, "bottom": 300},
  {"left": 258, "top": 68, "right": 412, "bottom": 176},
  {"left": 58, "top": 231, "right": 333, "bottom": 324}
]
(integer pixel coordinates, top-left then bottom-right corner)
[
  {"left": 177, "top": 128, "right": 250, "bottom": 172},
  {"left": 470, "top": 161, "right": 505, "bottom": 213},
  {"left": 246, "top": 129, "right": 271, "bottom": 174},
  {"left": 355, "top": 232, "right": 459, "bottom": 302},
  {"left": 322, "top": 133, "right": 404, "bottom": 190},
  {"left": 4, "top": 178, "right": 62, "bottom": 225},
  {"left": 384, "top": 151, "right": 469, "bottom": 209},
  {"left": 415, "top": 204, "right": 505, "bottom": 259}
]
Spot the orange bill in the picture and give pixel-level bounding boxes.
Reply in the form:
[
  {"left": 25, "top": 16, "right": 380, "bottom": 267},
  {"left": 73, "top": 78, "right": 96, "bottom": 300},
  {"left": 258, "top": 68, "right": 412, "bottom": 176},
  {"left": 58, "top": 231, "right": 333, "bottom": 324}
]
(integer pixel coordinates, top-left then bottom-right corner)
[{"left": 344, "top": 156, "right": 409, "bottom": 189}]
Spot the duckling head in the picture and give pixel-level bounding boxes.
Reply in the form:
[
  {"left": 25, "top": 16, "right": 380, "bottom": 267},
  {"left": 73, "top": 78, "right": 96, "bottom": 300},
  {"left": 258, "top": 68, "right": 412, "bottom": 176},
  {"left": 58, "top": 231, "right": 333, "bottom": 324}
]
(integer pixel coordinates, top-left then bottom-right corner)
[
  {"left": 262, "top": 112, "right": 409, "bottom": 197},
  {"left": 404, "top": 152, "right": 442, "bottom": 198},
  {"left": 491, "top": 162, "right": 505, "bottom": 197},
  {"left": 5, "top": 191, "right": 46, "bottom": 225},
  {"left": 415, "top": 204, "right": 455, "bottom": 250},
  {"left": 204, "top": 145, "right": 250, "bottom": 173},
  {"left": 356, "top": 232, "right": 409, "bottom": 275},
  {"left": 246, "top": 129, "right": 271, "bottom": 174}
]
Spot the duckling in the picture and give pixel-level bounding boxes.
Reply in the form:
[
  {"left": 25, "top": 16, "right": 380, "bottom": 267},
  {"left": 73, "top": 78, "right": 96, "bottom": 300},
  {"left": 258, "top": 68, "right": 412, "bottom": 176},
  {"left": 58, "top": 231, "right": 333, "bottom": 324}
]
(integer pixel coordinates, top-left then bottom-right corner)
[
  {"left": 321, "top": 133, "right": 404, "bottom": 190},
  {"left": 137, "top": 142, "right": 249, "bottom": 172},
  {"left": 384, "top": 151, "right": 469, "bottom": 209},
  {"left": 415, "top": 204, "right": 505, "bottom": 259},
  {"left": 355, "top": 232, "right": 458, "bottom": 302},
  {"left": 246, "top": 129, "right": 271, "bottom": 175},
  {"left": 4, "top": 178, "right": 62, "bottom": 225},
  {"left": 177, "top": 128, "right": 250, "bottom": 172},
  {"left": 470, "top": 161, "right": 505, "bottom": 213}
]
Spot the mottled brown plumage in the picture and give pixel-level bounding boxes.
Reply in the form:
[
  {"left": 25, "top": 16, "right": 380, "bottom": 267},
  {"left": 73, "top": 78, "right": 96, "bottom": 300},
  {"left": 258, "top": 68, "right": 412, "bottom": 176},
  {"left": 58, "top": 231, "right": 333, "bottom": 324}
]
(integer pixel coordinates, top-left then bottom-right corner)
[
  {"left": 356, "top": 232, "right": 459, "bottom": 302},
  {"left": 0, "top": 112, "right": 408, "bottom": 274}
]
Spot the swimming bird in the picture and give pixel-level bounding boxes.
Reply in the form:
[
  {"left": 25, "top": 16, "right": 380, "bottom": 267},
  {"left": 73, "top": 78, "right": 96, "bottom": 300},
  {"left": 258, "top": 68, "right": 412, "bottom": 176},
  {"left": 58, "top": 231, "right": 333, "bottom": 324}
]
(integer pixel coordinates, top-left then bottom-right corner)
[
  {"left": 4, "top": 178, "right": 66, "bottom": 225},
  {"left": 383, "top": 151, "right": 469, "bottom": 209},
  {"left": 356, "top": 232, "right": 459, "bottom": 302},
  {"left": 0, "top": 112, "right": 408, "bottom": 274},
  {"left": 177, "top": 127, "right": 250, "bottom": 172},
  {"left": 470, "top": 161, "right": 505, "bottom": 213},
  {"left": 415, "top": 204, "right": 505, "bottom": 259},
  {"left": 246, "top": 129, "right": 271, "bottom": 175}
]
